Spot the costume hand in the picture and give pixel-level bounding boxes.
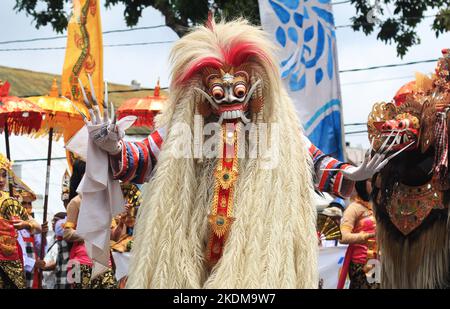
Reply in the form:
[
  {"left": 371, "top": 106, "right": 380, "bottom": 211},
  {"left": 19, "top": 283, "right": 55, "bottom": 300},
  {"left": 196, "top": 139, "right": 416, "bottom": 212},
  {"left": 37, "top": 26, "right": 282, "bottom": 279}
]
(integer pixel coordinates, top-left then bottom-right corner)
[
  {"left": 66, "top": 75, "right": 124, "bottom": 155},
  {"left": 337, "top": 132, "right": 414, "bottom": 181},
  {"left": 340, "top": 152, "right": 388, "bottom": 182}
]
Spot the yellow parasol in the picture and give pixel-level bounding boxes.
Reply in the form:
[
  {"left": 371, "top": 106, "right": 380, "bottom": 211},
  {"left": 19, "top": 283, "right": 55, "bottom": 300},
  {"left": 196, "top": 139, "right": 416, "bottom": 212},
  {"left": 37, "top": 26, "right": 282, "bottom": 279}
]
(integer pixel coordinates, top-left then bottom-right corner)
[
  {"left": 26, "top": 79, "right": 86, "bottom": 268},
  {"left": 27, "top": 79, "right": 86, "bottom": 141}
]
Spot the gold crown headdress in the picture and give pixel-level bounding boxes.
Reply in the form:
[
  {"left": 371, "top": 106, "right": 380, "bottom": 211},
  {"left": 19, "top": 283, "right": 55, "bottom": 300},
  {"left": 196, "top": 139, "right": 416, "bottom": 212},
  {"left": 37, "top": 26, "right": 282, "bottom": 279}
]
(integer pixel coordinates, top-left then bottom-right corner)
[
  {"left": 120, "top": 182, "right": 142, "bottom": 218},
  {"left": 0, "top": 153, "right": 11, "bottom": 172},
  {"left": 11, "top": 171, "right": 37, "bottom": 203}
]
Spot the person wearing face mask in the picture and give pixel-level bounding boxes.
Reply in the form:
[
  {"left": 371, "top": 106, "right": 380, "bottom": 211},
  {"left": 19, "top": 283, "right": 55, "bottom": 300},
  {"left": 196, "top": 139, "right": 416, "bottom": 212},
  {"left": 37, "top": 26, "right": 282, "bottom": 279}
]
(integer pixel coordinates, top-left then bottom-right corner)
[{"left": 35, "top": 213, "right": 69, "bottom": 289}]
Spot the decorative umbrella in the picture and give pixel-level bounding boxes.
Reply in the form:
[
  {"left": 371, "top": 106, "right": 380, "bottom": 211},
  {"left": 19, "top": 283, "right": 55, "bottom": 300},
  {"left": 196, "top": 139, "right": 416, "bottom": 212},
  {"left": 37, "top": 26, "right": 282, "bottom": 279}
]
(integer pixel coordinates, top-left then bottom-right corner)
[
  {"left": 0, "top": 81, "right": 44, "bottom": 160},
  {"left": 117, "top": 80, "right": 166, "bottom": 129},
  {"left": 27, "top": 79, "right": 86, "bottom": 140},
  {"left": 26, "top": 78, "right": 86, "bottom": 274}
]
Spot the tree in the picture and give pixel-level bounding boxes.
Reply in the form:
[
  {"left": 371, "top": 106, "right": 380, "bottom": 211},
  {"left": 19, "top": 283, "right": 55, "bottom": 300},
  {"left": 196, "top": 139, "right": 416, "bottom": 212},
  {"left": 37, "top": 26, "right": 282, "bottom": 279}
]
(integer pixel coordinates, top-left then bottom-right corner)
[
  {"left": 13, "top": 0, "right": 450, "bottom": 57},
  {"left": 350, "top": 0, "right": 450, "bottom": 57},
  {"left": 13, "top": 0, "right": 260, "bottom": 38}
]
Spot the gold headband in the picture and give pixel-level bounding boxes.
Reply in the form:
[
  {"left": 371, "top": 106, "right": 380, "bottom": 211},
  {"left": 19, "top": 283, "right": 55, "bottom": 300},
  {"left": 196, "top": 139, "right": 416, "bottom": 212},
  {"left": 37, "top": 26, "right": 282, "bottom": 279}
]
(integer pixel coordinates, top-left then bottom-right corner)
[{"left": 0, "top": 153, "right": 11, "bottom": 172}]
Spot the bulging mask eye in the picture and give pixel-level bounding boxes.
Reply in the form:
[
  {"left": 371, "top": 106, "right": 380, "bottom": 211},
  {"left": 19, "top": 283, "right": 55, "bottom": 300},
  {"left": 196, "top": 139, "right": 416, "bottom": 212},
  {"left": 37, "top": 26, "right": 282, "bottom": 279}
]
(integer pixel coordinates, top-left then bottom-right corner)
[
  {"left": 211, "top": 85, "right": 224, "bottom": 100},
  {"left": 398, "top": 119, "right": 410, "bottom": 129},
  {"left": 234, "top": 83, "right": 247, "bottom": 98}
]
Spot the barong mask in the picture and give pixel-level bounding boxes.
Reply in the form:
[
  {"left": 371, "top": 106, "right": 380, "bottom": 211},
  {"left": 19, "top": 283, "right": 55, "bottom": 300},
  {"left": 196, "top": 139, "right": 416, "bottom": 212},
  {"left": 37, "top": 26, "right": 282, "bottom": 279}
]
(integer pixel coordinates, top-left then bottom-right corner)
[
  {"left": 173, "top": 16, "right": 269, "bottom": 127},
  {"left": 193, "top": 66, "right": 262, "bottom": 124},
  {"left": 369, "top": 49, "right": 450, "bottom": 236},
  {"left": 368, "top": 49, "right": 450, "bottom": 157},
  {"left": 367, "top": 99, "right": 425, "bottom": 154}
]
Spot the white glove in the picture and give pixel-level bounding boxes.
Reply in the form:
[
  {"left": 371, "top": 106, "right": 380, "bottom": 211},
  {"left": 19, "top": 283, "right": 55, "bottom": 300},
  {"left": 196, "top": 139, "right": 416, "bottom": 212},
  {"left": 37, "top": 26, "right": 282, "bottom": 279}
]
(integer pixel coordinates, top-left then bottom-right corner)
[
  {"left": 71, "top": 76, "right": 126, "bottom": 155},
  {"left": 341, "top": 132, "right": 415, "bottom": 181},
  {"left": 87, "top": 122, "right": 124, "bottom": 155},
  {"left": 66, "top": 116, "right": 137, "bottom": 160},
  {"left": 341, "top": 152, "right": 388, "bottom": 181},
  {"left": 320, "top": 131, "right": 415, "bottom": 182}
]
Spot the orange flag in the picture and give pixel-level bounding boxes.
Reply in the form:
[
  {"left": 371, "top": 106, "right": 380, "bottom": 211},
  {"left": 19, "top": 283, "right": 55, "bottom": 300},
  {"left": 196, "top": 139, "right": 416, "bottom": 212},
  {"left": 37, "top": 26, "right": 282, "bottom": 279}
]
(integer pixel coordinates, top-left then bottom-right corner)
[
  {"left": 61, "top": 0, "right": 104, "bottom": 169},
  {"left": 61, "top": 0, "right": 104, "bottom": 137}
]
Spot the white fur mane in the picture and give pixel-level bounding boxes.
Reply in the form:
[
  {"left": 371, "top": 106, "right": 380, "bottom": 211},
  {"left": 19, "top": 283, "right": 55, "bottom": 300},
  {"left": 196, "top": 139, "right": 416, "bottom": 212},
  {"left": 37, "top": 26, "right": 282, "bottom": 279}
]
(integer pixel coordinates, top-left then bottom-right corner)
[{"left": 126, "top": 19, "right": 318, "bottom": 288}]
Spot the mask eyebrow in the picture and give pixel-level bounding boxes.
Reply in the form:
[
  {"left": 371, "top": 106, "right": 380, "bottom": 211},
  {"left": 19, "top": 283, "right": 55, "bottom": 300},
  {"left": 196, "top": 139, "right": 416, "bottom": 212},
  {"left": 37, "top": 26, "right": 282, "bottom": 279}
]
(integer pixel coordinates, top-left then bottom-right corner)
[
  {"left": 234, "top": 70, "right": 249, "bottom": 82},
  {"left": 177, "top": 57, "right": 223, "bottom": 85}
]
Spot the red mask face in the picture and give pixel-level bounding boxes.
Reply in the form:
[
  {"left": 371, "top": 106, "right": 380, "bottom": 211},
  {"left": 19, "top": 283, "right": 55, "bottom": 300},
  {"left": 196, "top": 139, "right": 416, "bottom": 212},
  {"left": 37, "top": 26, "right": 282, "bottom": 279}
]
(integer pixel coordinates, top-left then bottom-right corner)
[
  {"left": 374, "top": 113, "right": 420, "bottom": 153},
  {"left": 196, "top": 66, "right": 262, "bottom": 125},
  {"left": 368, "top": 101, "right": 423, "bottom": 154}
]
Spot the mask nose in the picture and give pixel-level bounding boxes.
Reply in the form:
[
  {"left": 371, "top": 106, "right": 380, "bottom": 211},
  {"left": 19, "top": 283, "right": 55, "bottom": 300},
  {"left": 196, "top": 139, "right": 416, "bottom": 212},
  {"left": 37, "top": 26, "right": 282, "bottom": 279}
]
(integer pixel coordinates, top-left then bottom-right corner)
[
  {"left": 381, "top": 120, "right": 398, "bottom": 131},
  {"left": 223, "top": 86, "right": 234, "bottom": 103}
]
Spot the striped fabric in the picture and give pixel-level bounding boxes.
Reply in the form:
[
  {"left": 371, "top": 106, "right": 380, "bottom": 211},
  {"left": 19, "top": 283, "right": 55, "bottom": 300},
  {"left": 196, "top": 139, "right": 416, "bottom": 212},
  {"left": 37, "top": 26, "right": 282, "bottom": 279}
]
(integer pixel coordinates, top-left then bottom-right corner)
[
  {"left": 307, "top": 139, "right": 354, "bottom": 198},
  {"left": 54, "top": 238, "right": 71, "bottom": 289},
  {"left": 112, "top": 128, "right": 165, "bottom": 184},
  {"left": 17, "top": 230, "right": 37, "bottom": 289},
  {"left": 113, "top": 128, "right": 352, "bottom": 197},
  {"left": 433, "top": 112, "right": 448, "bottom": 182}
]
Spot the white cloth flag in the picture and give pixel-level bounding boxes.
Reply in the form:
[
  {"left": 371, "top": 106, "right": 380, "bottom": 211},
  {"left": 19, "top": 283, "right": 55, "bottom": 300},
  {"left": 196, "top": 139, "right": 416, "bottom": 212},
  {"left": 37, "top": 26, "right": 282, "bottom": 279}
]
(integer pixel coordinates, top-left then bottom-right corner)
[
  {"left": 76, "top": 131, "right": 124, "bottom": 277},
  {"left": 258, "top": 0, "right": 345, "bottom": 160},
  {"left": 65, "top": 117, "right": 136, "bottom": 278},
  {"left": 111, "top": 252, "right": 131, "bottom": 281}
]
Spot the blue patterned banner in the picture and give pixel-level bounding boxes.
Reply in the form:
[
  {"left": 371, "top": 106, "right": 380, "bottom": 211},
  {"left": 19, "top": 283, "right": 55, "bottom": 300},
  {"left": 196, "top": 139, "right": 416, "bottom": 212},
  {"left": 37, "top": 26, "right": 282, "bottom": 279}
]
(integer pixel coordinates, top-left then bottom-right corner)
[{"left": 259, "top": 0, "right": 345, "bottom": 160}]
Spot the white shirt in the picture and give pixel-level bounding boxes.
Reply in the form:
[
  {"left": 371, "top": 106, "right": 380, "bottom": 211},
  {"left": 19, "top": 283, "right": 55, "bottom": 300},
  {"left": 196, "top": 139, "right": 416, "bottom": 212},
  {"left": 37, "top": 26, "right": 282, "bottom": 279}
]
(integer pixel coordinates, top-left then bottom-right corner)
[{"left": 42, "top": 241, "right": 58, "bottom": 289}]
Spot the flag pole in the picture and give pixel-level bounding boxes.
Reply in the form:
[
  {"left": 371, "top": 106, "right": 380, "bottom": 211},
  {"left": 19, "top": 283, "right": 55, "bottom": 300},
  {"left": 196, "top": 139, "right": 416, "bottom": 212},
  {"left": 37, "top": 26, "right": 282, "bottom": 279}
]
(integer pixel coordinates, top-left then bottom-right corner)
[{"left": 39, "top": 127, "right": 53, "bottom": 288}]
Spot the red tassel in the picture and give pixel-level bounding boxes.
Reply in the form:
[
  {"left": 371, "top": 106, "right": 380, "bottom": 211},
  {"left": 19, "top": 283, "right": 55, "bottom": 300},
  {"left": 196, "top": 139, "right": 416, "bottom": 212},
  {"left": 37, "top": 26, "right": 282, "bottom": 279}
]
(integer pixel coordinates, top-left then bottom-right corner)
[{"left": 433, "top": 112, "right": 448, "bottom": 183}]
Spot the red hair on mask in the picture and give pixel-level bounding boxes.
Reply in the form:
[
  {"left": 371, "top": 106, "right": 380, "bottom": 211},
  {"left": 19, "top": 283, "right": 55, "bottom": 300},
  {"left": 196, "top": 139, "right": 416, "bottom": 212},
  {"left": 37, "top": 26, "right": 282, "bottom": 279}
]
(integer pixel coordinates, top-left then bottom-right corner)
[{"left": 176, "top": 41, "right": 273, "bottom": 85}]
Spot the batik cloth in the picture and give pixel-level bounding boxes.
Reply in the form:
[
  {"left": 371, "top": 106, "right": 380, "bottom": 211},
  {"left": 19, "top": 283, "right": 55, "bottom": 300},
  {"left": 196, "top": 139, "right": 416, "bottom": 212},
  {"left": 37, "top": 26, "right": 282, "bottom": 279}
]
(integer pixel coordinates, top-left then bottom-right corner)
[
  {"left": 0, "top": 259, "right": 26, "bottom": 289},
  {"left": 54, "top": 238, "right": 71, "bottom": 289},
  {"left": 72, "top": 263, "right": 117, "bottom": 289},
  {"left": 54, "top": 219, "right": 71, "bottom": 289},
  {"left": 349, "top": 261, "right": 380, "bottom": 289},
  {"left": 43, "top": 240, "right": 58, "bottom": 289}
]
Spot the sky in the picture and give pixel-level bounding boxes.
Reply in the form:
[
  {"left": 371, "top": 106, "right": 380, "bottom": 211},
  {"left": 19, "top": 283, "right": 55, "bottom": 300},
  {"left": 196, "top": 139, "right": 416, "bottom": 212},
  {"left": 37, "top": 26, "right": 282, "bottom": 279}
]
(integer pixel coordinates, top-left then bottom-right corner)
[
  {"left": 1, "top": 0, "right": 448, "bottom": 146},
  {"left": 0, "top": 0, "right": 449, "bottom": 218}
]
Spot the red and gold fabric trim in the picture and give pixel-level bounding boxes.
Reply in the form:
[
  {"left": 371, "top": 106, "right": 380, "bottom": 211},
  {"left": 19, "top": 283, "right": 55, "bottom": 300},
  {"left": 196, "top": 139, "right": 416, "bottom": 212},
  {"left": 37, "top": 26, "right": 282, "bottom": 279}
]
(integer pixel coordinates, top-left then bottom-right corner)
[{"left": 206, "top": 123, "right": 239, "bottom": 267}]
